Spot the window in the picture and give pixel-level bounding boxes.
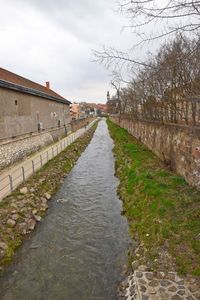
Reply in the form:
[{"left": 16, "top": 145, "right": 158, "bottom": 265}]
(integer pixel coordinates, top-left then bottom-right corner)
[{"left": 15, "top": 100, "right": 18, "bottom": 105}]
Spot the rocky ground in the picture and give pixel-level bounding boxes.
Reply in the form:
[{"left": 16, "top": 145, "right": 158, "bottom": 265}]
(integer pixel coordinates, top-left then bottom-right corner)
[
  {"left": 119, "top": 266, "right": 200, "bottom": 300},
  {"left": 0, "top": 123, "right": 97, "bottom": 270}
]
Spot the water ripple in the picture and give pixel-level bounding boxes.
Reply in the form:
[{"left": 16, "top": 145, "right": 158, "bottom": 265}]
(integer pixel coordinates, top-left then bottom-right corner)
[{"left": 0, "top": 119, "right": 130, "bottom": 300}]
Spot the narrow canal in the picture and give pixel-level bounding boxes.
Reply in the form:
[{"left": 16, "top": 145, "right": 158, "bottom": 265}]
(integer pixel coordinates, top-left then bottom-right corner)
[{"left": 0, "top": 119, "right": 130, "bottom": 300}]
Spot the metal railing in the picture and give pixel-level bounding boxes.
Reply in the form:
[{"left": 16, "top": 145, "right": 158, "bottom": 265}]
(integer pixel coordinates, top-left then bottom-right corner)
[{"left": 0, "top": 119, "right": 96, "bottom": 201}]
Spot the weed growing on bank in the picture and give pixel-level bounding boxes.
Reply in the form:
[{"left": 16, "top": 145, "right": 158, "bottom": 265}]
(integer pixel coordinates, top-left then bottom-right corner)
[{"left": 107, "top": 119, "right": 200, "bottom": 276}]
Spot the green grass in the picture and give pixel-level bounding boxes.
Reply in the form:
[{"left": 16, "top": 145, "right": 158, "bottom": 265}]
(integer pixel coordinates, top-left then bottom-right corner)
[{"left": 107, "top": 118, "right": 200, "bottom": 276}]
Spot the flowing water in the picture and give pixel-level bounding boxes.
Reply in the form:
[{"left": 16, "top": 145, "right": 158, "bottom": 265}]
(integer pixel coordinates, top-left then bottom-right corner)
[{"left": 0, "top": 119, "right": 130, "bottom": 300}]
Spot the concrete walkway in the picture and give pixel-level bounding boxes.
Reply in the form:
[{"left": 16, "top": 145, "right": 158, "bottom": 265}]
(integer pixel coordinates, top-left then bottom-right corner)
[{"left": 0, "top": 120, "right": 96, "bottom": 200}]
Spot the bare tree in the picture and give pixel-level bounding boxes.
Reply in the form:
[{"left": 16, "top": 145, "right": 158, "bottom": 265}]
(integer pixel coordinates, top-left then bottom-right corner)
[
  {"left": 119, "top": 0, "right": 200, "bottom": 44},
  {"left": 94, "top": 1, "right": 200, "bottom": 71},
  {"left": 114, "top": 34, "right": 200, "bottom": 126}
]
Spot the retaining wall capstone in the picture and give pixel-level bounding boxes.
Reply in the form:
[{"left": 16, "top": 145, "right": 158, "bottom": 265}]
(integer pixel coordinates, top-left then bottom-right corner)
[{"left": 111, "top": 117, "right": 200, "bottom": 190}]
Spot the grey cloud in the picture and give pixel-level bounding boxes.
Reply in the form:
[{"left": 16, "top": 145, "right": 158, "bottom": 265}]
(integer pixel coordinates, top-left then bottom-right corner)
[{"left": 0, "top": 0, "right": 132, "bottom": 103}]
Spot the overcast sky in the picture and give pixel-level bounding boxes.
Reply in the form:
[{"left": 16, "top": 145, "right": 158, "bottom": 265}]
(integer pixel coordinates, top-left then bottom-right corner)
[{"left": 0, "top": 0, "right": 136, "bottom": 103}]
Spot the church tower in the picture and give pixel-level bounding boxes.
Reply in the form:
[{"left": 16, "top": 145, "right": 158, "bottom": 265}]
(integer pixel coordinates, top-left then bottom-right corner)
[{"left": 107, "top": 91, "right": 110, "bottom": 102}]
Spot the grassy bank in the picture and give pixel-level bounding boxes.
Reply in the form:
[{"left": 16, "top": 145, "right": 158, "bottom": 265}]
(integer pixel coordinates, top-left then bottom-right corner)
[
  {"left": 0, "top": 122, "right": 98, "bottom": 269},
  {"left": 107, "top": 119, "right": 200, "bottom": 276}
]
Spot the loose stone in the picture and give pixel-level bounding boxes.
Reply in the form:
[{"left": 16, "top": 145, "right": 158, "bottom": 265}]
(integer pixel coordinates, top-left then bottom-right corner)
[
  {"left": 121, "top": 277, "right": 129, "bottom": 289},
  {"left": 41, "top": 197, "right": 47, "bottom": 204},
  {"left": 0, "top": 242, "right": 8, "bottom": 250},
  {"left": 34, "top": 215, "right": 42, "bottom": 222},
  {"left": 132, "top": 260, "right": 139, "bottom": 270},
  {"left": 11, "top": 214, "right": 20, "bottom": 221},
  {"left": 7, "top": 219, "right": 16, "bottom": 227},
  {"left": 39, "top": 178, "right": 45, "bottom": 184},
  {"left": 40, "top": 205, "right": 48, "bottom": 212},
  {"left": 138, "top": 265, "right": 147, "bottom": 272},
  {"left": 17, "top": 223, "right": 27, "bottom": 235},
  {"left": 44, "top": 193, "right": 51, "bottom": 200},
  {"left": 20, "top": 187, "right": 28, "bottom": 194},
  {"left": 27, "top": 219, "right": 36, "bottom": 231},
  {"left": 32, "top": 209, "right": 38, "bottom": 215}
]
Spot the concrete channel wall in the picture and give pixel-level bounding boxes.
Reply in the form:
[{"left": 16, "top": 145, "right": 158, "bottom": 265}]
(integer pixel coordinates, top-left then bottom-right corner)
[
  {"left": 111, "top": 116, "right": 200, "bottom": 190},
  {"left": 0, "top": 119, "right": 97, "bottom": 201}
]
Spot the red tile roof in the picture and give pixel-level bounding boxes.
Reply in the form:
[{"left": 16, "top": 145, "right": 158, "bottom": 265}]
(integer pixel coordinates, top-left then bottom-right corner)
[{"left": 0, "top": 67, "right": 69, "bottom": 103}]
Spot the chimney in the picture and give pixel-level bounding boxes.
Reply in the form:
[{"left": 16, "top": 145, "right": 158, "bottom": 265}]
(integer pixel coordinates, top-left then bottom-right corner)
[{"left": 46, "top": 81, "right": 50, "bottom": 89}]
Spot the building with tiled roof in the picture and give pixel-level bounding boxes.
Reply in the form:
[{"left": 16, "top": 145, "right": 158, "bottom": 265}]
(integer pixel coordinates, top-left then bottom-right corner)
[{"left": 0, "top": 67, "right": 71, "bottom": 140}]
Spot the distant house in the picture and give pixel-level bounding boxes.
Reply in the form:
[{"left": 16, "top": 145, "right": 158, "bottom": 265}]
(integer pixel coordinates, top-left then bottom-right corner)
[
  {"left": 0, "top": 67, "right": 71, "bottom": 140},
  {"left": 96, "top": 103, "right": 107, "bottom": 114},
  {"left": 70, "top": 102, "right": 80, "bottom": 120}
]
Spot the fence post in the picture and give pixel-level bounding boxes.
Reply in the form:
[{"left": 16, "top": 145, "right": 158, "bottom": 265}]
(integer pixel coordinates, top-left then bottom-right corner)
[
  {"left": 8, "top": 175, "right": 13, "bottom": 192},
  {"left": 52, "top": 147, "right": 54, "bottom": 158},
  {"left": 21, "top": 166, "right": 25, "bottom": 181},
  {"left": 32, "top": 160, "right": 35, "bottom": 173},
  {"left": 47, "top": 150, "right": 49, "bottom": 162},
  {"left": 57, "top": 145, "right": 58, "bottom": 155},
  {"left": 40, "top": 155, "right": 43, "bottom": 167}
]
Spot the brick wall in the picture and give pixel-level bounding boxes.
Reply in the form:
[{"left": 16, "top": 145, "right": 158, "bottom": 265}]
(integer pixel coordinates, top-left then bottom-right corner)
[{"left": 111, "top": 117, "right": 200, "bottom": 190}]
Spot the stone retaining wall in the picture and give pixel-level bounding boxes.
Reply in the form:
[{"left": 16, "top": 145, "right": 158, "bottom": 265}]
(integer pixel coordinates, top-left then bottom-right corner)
[
  {"left": 0, "top": 133, "right": 53, "bottom": 171},
  {"left": 0, "top": 118, "right": 96, "bottom": 172},
  {"left": 0, "top": 126, "right": 71, "bottom": 171},
  {"left": 111, "top": 117, "right": 200, "bottom": 190}
]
